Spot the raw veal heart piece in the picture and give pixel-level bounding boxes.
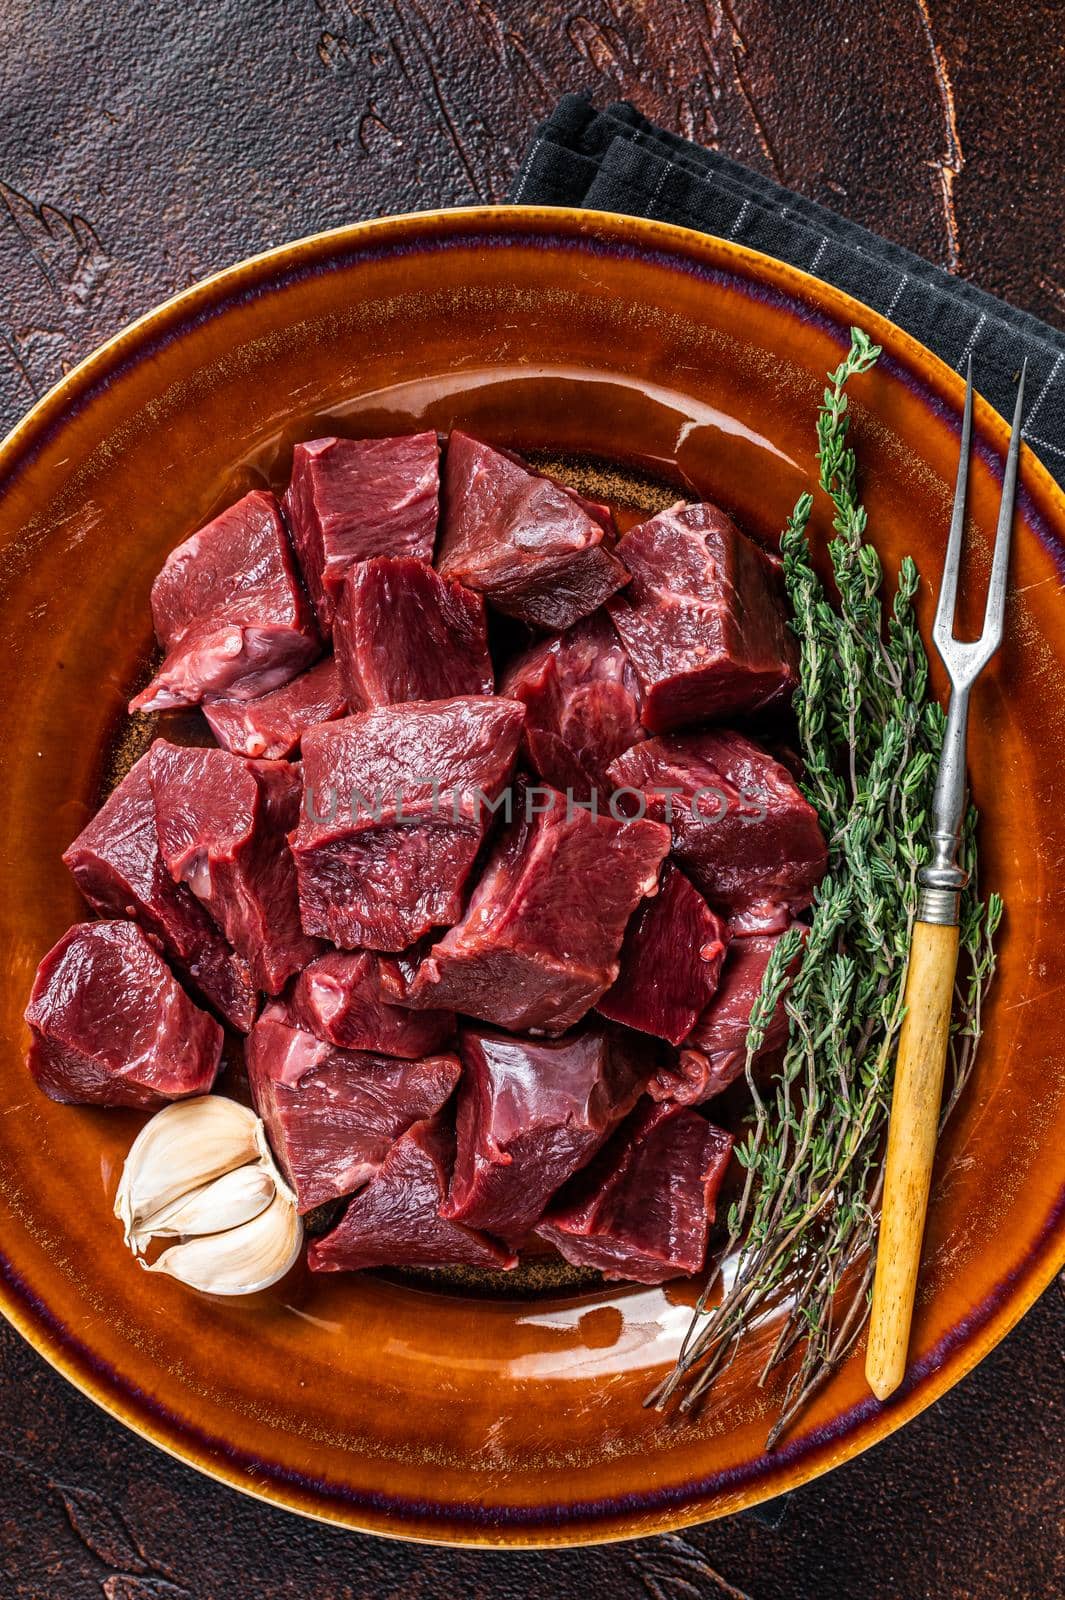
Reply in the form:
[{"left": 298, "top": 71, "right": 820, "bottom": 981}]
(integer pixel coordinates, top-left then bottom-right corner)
[
  {"left": 149, "top": 740, "right": 319, "bottom": 993},
  {"left": 398, "top": 784, "right": 670, "bottom": 1033},
  {"left": 245, "top": 1002, "right": 460, "bottom": 1211},
  {"left": 62, "top": 752, "right": 257, "bottom": 1030},
  {"left": 289, "top": 949, "right": 453, "bottom": 1059},
  {"left": 283, "top": 433, "right": 439, "bottom": 629},
  {"left": 442, "top": 1023, "right": 649, "bottom": 1242},
  {"left": 651, "top": 926, "right": 805, "bottom": 1105},
  {"left": 333, "top": 556, "right": 493, "bottom": 709},
  {"left": 500, "top": 611, "right": 643, "bottom": 799},
  {"left": 203, "top": 655, "right": 347, "bottom": 759},
  {"left": 130, "top": 490, "right": 320, "bottom": 712},
  {"left": 607, "top": 500, "right": 796, "bottom": 732},
  {"left": 25, "top": 921, "right": 223, "bottom": 1107},
  {"left": 596, "top": 863, "right": 728, "bottom": 1046},
  {"left": 607, "top": 728, "right": 827, "bottom": 932},
  {"left": 309, "top": 1115, "right": 516, "bottom": 1272},
  {"left": 536, "top": 1100, "right": 734, "bottom": 1283},
  {"left": 436, "top": 431, "right": 628, "bottom": 630},
  {"left": 292, "top": 697, "right": 525, "bottom": 951}
]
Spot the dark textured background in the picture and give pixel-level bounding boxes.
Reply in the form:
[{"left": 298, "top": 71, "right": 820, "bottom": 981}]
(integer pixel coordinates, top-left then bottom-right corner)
[{"left": 1, "top": 2, "right": 1062, "bottom": 1595}]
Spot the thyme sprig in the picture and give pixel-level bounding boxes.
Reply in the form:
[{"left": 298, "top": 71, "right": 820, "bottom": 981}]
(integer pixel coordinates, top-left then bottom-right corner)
[{"left": 654, "top": 329, "right": 1002, "bottom": 1441}]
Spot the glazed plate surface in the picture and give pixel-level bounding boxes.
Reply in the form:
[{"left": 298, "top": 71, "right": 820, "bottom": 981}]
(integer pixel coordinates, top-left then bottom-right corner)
[{"left": 0, "top": 207, "right": 1062, "bottom": 1546}]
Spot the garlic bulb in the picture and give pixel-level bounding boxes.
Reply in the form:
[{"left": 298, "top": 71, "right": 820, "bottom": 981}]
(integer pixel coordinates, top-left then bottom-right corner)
[{"left": 114, "top": 1095, "right": 302, "bottom": 1295}]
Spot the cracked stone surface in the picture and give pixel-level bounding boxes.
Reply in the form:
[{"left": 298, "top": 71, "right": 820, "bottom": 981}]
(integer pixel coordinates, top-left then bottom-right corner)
[
  {"left": 1, "top": 1, "right": 1062, "bottom": 1593},
  {"left": 0, "top": 0, "right": 1063, "bottom": 433}
]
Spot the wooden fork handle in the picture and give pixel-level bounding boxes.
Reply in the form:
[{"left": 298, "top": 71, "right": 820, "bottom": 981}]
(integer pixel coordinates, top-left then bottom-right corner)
[{"left": 866, "top": 919, "right": 960, "bottom": 1401}]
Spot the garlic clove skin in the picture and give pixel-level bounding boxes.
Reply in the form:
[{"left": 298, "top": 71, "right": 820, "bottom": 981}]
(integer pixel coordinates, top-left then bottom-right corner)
[
  {"left": 115, "top": 1095, "right": 261, "bottom": 1244},
  {"left": 129, "top": 1161, "right": 277, "bottom": 1252},
  {"left": 253, "top": 1118, "right": 298, "bottom": 1210},
  {"left": 144, "top": 1190, "right": 304, "bottom": 1295}
]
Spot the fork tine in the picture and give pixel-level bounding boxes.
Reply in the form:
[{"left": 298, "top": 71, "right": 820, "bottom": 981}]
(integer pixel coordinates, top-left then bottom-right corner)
[
  {"left": 933, "top": 356, "right": 973, "bottom": 651},
  {"left": 979, "top": 359, "right": 1027, "bottom": 651}
]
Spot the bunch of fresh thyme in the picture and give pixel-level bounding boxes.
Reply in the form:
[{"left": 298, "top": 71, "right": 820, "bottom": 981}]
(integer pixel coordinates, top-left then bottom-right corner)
[{"left": 652, "top": 328, "right": 1002, "bottom": 1444}]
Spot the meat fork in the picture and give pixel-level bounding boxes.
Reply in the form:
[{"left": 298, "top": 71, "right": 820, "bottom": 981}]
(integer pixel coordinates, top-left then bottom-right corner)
[{"left": 866, "top": 359, "right": 1026, "bottom": 1401}]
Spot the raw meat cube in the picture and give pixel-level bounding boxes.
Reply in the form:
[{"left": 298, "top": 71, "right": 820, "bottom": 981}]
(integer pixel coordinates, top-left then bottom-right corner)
[
  {"left": 399, "top": 785, "right": 670, "bottom": 1033},
  {"left": 62, "top": 753, "right": 257, "bottom": 1031},
  {"left": 607, "top": 500, "right": 797, "bottom": 733},
  {"left": 130, "top": 619, "right": 319, "bottom": 717},
  {"left": 308, "top": 1115, "right": 516, "bottom": 1272},
  {"left": 500, "top": 611, "right": 643, "bottom": 798},
  {"left": 203, "top": 656, "right": 347, "bottom": 759},
  {"left": 503, "top": 446, "right": 617, "bottom": 538},
  {"left": 289, "top": 949, "right": 453, "bottom": 1059},
  {"left": 607, "top": 728, "right": 827, "bottom": 931},
  {"left": 145, "top": 491, "right": 306, "bottom": 647},
  {"left": 436, "top": 432, "right": 628, "bottom": 630},
  {"left": 25, "top": 920, "right": 222, "bottom": 1107},
  {"left": 130, "top": 490, "right": 320, "bottom": 712},
  {"left": 245, "top": 1002, "right": 460, "bottom": 1211},
  {"left": 283, "top": 433, "right": 440, "bottom": 629},
  {"left": 292, "top": 697, "right": 525, "bottom": 951},
  {"left": 596, "top": 863, "right": 729, "bottom": 1046},
  {"left": 333, "top": 556, "right": 493, "bottom": 710},
  {"left": 553, "top": 481, "right": 617, "bottom": 538},
  {"left": 651, "top": 926, "right": 803, "bottom": 1105},
  {"left": 376, "top": 943, "right": 431, "bottom": 1003},
  {"left": 148, "top": 740, "right": 319, "bottom": 993},
  {"left": 441, "top": 1023, "right": 650, "bottom": 1241},
  {"left": 536, "top": 1100, "right": 734, "bottom": 1283}
]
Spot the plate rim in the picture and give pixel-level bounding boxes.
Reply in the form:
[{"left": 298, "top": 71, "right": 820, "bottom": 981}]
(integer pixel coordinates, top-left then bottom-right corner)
[{"left": 1, "top": 202, "right": 1062, "bottom": 1547}]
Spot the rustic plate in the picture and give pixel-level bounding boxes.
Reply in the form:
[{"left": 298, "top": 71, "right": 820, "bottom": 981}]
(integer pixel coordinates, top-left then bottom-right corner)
[{"left": 0, "top": 208, "right": 1062, "bottom": 1547}]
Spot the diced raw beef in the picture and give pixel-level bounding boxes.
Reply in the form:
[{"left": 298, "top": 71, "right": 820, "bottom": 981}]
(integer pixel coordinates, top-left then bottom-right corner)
[
  {"left": 441, "top": 1023, "right": 650, "bottom": 1241},
  {"left": 203, "top": 656, "right": 347, "bottom": 759},
  {"left": 149, "top": 740, "right": 319, "bottom": 993},
  {"left": 130, "top": 491, "right": 320, "bottom": 712},
  {"left": 500, "top": 611, "right": 643, "bottom": 798},
  {"left": 607, "top": 501, "right": 797, "bottom": 733},
  {"left": 308, "top": 1115, "right": 516, "bottom": 1272},
  {"left": 399, "top": 785, "right": 670, "bottom": 1034},
  {"left": 553, "top": 481, "right": 617, "bottom": 539},
  {"left": 376, "top": 942, "right": 430, "bottom": 1004},
  {"left": 283, "top": 434, "right": 440, "bottom": 629},
  {"left": 436, "top": 432, "right": 628, "bottom": 630},
  {"left": 289, "top": 949, "right": 453, "bottom": 1058},
  {"left": 607, "top": 728, "right": 827, "bottom": 931},
  {"left": 536, "top": 1100, "right": 734, "bottom": 1283},
  {"left": 498, "top": 446, "right": 618, "bottom": 540},
  {"left": 292, "top": 697, "right": 525, "bottom": 951},
  {"left": 651, "top": 926, "right": 803, "bottom": 1105},
  {"left": 333, "top": 556, "right": 493, "bottom": 710},
  {"left": 24, "top": 921, "right": 222, "bottom": 1107},
  {"left": 596, "top": 863, "right": 729, "bottom": 1046},
  {"left": 62, "top": 753, "right": 257, "bottom": 1031},
  {"left": 245, "top": 1002, "right": 460, "bottom": 1211},
  {"left": 130, "top": 621, "right": 319, "bottom": 717}
]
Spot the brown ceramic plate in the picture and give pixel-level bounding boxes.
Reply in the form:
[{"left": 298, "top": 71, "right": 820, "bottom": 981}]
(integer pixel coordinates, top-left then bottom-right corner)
[{"left": 0, "top": 207, "right": 1062, "bottom": 1547}]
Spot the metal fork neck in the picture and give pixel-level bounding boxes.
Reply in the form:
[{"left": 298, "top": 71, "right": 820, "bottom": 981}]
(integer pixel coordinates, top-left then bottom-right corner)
[{"left": 917, "top": 686, "right": 971, "bottom": 925}]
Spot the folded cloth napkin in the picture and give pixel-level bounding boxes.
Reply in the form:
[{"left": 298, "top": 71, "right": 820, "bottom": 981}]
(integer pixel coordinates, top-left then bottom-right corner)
[{"left": 509, "top": 95, "right": 1065, "bottom": 488}]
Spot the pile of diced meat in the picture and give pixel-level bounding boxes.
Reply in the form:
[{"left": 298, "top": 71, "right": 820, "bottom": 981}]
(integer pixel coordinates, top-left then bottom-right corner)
[{"left": 24, "top": 430, "right": 827, "bottom": 1287}]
